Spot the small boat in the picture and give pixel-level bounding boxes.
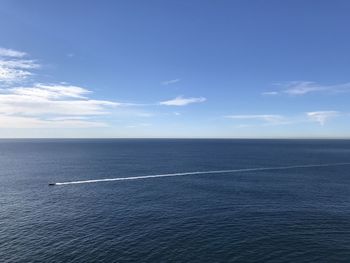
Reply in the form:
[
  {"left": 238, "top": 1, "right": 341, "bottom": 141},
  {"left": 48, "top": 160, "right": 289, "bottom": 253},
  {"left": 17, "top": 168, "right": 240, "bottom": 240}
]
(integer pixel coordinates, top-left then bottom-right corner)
[{"left": 48, "top": 183, "right": 56, "bottom": 186}]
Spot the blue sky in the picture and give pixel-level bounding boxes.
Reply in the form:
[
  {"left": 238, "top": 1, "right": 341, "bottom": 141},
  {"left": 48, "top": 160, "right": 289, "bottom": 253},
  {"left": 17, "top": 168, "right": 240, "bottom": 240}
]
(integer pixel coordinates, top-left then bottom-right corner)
[{"left": 0, "top": 0, "right": 350, "bottom": 138}]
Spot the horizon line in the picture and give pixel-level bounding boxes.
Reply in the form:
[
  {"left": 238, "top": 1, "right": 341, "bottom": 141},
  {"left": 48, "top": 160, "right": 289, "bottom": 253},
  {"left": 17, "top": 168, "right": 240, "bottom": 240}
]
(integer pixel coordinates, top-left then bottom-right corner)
[{"left": 0, "top": 137, "right": 350, "bottom": 140}]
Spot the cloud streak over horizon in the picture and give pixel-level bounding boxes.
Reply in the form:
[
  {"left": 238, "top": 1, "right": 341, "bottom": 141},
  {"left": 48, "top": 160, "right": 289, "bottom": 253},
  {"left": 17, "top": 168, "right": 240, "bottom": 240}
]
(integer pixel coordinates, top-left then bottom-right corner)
[
  {"left": 226, "top": 112, "right": 341, "bottom": 127},
  {"left": 263, "top": 81, "right": 350, "bottom": 96}
]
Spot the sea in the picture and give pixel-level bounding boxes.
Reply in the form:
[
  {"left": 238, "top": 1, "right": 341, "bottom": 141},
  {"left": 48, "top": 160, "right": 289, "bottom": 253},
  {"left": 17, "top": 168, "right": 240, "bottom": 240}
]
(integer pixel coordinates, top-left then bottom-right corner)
[{"left": 1, "top": 139, "right": 350, "bottom": 262}]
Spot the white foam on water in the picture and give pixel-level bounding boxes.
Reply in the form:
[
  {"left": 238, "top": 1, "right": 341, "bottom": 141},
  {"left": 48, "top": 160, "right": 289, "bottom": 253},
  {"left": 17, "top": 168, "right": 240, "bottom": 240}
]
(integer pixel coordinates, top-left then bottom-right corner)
[{"left": 51, "top": 162, "right": 350, "bottom": 186}]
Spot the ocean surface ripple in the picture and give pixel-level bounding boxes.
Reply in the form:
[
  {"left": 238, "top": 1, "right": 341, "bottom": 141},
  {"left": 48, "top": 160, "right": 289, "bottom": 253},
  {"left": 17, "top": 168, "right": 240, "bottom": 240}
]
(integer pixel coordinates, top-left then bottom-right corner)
[{"left": 1, "top": 139, "right": 350, "bottom": 262}]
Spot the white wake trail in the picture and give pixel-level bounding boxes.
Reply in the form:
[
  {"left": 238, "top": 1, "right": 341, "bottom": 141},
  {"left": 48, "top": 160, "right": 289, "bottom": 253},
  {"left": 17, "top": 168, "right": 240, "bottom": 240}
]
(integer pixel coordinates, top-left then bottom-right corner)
[{"left": 50, "top": 162, "right": 350, "bottom": 186}]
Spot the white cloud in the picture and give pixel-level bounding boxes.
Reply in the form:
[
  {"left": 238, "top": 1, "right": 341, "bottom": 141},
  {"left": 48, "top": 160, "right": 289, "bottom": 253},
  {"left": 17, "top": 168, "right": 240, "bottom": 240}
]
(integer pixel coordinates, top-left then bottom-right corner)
[
  {"left": 50, "top": 116, "right": 90, "bottom": 121},
  {"left": 0, "top": 83, "right": 120, "bottom": 116},
  {"left": 226, "top": 111, "right": 344, "bottom": 127},
  {"left": 306, "top": 111, "right": 339, "bottom": 125},
  {"left": 0, "top": 47, "right": 150, "bottom": 130},
  {"left": 0, "top": 115, "right": 107, "bottom": 128},
  {"left": 263, "top": 81, "right": 350, "bottom": 96},
  {"left": 0, "top": 59, "right": 39, "bottom": 69},
  {"left": 161, "top": 78, "right": 180, "bottom": 85},
  {"left": 0, "top": 47, "right": 27, "bottom": 58},
  {"left": 283, "top": 81, "right": 325, "bottom": 95},
  {"left": 9, "top": 83, "right": 91, "bottom": 99},
  {"left": 0, "top": 47, "right": 39, "bottom": 83},
  {"left": 0, "top": 83, "right": 125, "bottom": 128},
  {"left": 160, "top": 96, "right": 206, "bottom": 106},
  {"left": 225, "top": 114, "right": 284, "bottom": 124}
]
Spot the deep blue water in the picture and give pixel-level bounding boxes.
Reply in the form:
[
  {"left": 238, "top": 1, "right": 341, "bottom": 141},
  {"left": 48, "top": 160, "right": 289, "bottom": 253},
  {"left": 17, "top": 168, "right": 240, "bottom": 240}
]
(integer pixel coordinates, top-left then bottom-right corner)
[{"left": 1, "top": 139, "right": 350, "bottom": 262}]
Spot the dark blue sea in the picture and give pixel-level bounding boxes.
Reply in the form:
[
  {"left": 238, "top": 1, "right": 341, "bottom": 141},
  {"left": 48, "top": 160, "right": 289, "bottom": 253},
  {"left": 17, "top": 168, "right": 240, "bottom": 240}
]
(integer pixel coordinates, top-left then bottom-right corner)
[{"left": 1, "top": 139, "right": 350, "bottom": 262}]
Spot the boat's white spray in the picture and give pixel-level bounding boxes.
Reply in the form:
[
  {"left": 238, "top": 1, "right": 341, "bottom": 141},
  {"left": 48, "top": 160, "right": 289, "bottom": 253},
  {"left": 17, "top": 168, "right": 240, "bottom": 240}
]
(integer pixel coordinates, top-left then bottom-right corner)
[{"left": 49, "top": 162, "right": 350, "bottom": 186}]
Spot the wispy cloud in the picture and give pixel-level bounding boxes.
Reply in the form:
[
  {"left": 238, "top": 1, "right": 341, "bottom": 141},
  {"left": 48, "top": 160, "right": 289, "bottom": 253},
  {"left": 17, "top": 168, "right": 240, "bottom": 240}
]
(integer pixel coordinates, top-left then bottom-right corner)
[
  {"left": 261, "top": 91, "right": 279, "bottom": 96},
  {"left": 0, "top": 115, "right": 108, "bottom": 128},
  {"left": 134, "top": 112, "right": 154, "bottom": 117},
  {"left": 0, "top": 47, "right": 39, "bottom": 84},
  {"left": 283, "top": 81, "right": 325, "bottom": 95},
  {"left": 0, "top": 47, "right": 27, "bottom": 58},
  {"left": 8, "top": 83, "right": 91, "bottom": 99},
  {"left": 161, "top": 78, "right": 181, "bottom": 85},
  {"left": 0, "top": 83, "right": 123, "bottom": 128},
  {"left": 225, "top": 114, "right": 285, "bottom": 124},
  {"left": 306, "top": 111, "right": 339, "bottom": 126},
  {"left": 0, "top": 83, "right": 120, "bottom": 117},
  {"left": 225, "top": 111, "right": 342, "bottom": 127},
  {"left": 160, "top": 96, "right": 206, "bottom": 106},
  {"left": 263, "top": 81, "right": 350, "bottom": 96},
  {"left": 0, "top": 47, "right": 134, "bottom": 128}
]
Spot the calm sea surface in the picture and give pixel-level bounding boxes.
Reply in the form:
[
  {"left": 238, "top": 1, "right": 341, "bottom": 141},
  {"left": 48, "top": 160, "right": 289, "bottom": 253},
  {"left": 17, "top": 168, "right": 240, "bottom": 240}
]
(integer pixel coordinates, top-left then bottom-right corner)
[{"left": 1, "top": 139, "right": 350, "bottom": 262}]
